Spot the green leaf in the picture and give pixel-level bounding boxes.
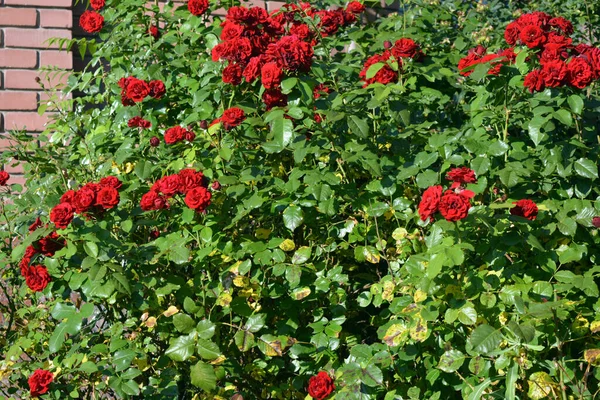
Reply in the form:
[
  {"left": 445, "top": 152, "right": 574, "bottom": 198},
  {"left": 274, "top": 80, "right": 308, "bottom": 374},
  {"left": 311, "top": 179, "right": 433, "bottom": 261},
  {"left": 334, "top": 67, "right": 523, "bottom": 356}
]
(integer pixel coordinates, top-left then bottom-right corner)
[
  {"left": 244, "top": 314, "right": 266, "bottom": 333},
  {"left": 234, "top": 330, "right": 255, "bottom": 351},
  {"left": 467, "top": 378, "right": 492, "bottom": 400},
  {"left": 280, "top": 77, "right": 297, "bottom": 94},
  {"left": 84, "top": 242, "right": 99, "bottom": 258},
  {"left": 567, "top": 95, "right": 584, "bottom": 115},
  {"left": 51, "top": 303, "right": 76, "bottom": 320},
  {"left": 292, "top": 246, "right": 311, "bottom": 265},
  {"left": 438, "top": 350, "right": 465, "bottom": 373},
  {"left": 505, "top": 361, "right": 519, "bottom": 400},
  {"left": 134, "top": 160, "right": 153, "bottom": 180},
  {"left": 553, "top": 109, "right": 573, "bottom": 127},
  {"left": 574, "top": 158, "right": 598, "bottom": 180},
  {"left": 527, "top": 372, "right": 556, "bottom": 399},
  {"left": 173, "top": 314, "right": 195, "bottom": 334},
  {"left": 348, "top": 116, "right": 369, "bottom": 138},
  {"left": 458, "top": 306, "right": 477, "bottom": 326},
  {"left": 361, "top": 364, "right": 383, "bottom": 387},
  {"left": 169, "top": 243, "right": 189, "bottom": 265},
  {"left": 196, "top": 339, "right": 220, "bottom": 360},
  {"left": 365, "top": 62, "right": 385, "bottom": 79},
  {"left": 49, "top": 321, "right": 70, "bottom": 353},
  {"left": 265, "top": 117, "right": 294, "bottom": 153},
  {"left": 165, "top": 333, "right": 196, "bottom": 362},
  {"left": 468, "top": 324, "right": 503, "bottom": 355},
  {"left": 196, "top": 320, "right": 216, "bottom": 339},
  {"left": 283, "top": 206, "right": 304, "bottom": 232},
  {"left": 113, "top": 349, "right": 136, "bottom": 372},
  {"left": 190, "top": 361, "right": 217, "bottom": 392}
]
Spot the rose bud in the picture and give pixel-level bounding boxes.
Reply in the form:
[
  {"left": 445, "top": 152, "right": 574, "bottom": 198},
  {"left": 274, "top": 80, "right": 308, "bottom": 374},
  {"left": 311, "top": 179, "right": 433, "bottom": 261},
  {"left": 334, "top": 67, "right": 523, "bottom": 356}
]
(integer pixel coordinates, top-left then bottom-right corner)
[
  {"left": 185, "top": 131, "right": 196, "bottom": 142},
  {"left": 199, "top": 120, "right": 208, "bottom": 130},
  {"left": 211, "top": 181, "right": 221, "bottom": 190},
  {"left": 150, "top": 136, "right": 160, "bottom": 147},
  {"left": 593, "top": 217, "right": 600, "bottom": 228},
  {"left": 383, "top": 41, "right": 392, "bottom": 49}
]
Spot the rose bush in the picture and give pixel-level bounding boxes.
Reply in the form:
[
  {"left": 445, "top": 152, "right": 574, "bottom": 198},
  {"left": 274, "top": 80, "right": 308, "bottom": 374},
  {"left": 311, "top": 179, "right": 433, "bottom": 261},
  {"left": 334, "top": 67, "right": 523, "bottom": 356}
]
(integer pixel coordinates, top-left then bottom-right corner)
[{"left": 1, "top": 0, "right": 600, "bottom": 399}]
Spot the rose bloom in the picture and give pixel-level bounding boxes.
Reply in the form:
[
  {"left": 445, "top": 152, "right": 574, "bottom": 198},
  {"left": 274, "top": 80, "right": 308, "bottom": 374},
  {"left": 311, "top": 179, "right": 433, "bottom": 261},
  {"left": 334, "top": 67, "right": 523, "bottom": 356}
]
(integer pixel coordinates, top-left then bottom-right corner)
[
  {"left": 128, "top": 116, "right": 151, "bottom": 128},
  {"left": 28, "top": 369, "right": 54, "bottom": 397},
  {"left": 418, "top": 185, "right": 443, "bottom": 221},
  {"left": 523, "top": 69, "right": 546, "bottom": 93},
  {"left": 36, "top": 232, "right": 65, "bottom": 256},
  {"left": 222, "top": 63, "right": 243, "bottom": 86},
  {"left": 221, "top": 107, "right": 246, "bottom": 128},
  {"left": 73, "top": 188, "right": 96, "bottom": 213},
  {"left": 188, "top": 0, "right": 209, "bottom": 16},
  {"left": 262, "top": 89, "right": 288, "bottom": 110},
  {"left": 0, "top": 171, "right": 9, "bottom": 185},
  {"left": 179, "top": 169, "right": 206, "bottom": 193},
  {"left": 220, "top": 21, "right": 244, "bottom": 41},
  {"left": 266, "top": 35, "right": 314, "bottom": 72},
  {"left": 90, "top": 0, "right": 105, "bottom": 10},
  {"left": 185, "top": 131, "right": 196, "bottom": 142},
  {"left": 446, "top": 167, "right": 477, "bottom": 186},
  {"left": 360, "top": 51, "right": 398, "bottom": 87},
  {"left": 566, "top": 58, "right": 593, "bottom": 89},
  {"left": 140, "top": 190, "right": 167, "bottom": 211},
  {"left": 60, "top": 190, "right": 76, "bottom": 204},
  {"left": 80, "top": 10, "right": 104, "bottom": 34},
  {"left": 346, "top": 1, "right": 365, "bottom": 14},
  {"left": 25, "top": 265, "right": 52, "bottom": 292},
  {"left": 149, "top": 25, "right": 161, "bottom": 39},
  {"left": 290, "top": 23, "right": 311, "bottom": 40},
  {"left": 29, "top": 217, "right": 43, "bottom": 232},
  {"left": 549, "top": 16, "right": 574, "bottom": 35},
  {"left": 458, "top": 53, "right": 482, "bottom": 77},
  {"left": 126, "top": 78, "right": 150, "bottom": 102},
  {"left": 50, "top": 202, "right": 75, "bottom": 229},
  {"left": 243, "top": 56, "right": 263, "bottom": 83},
  {"left": 510, "top": 199, "right": 538, "bottom": 220},
  {"left": 504, "top": 21, "right": 521, "bottom": 46},
  {"left": 157, "top": 175, "right": 184, "bottom": 197},
  {"left": 96, "top": 186, "right": 120, "bottom": 209},
  {"left": 149, "top": 80, "right": 166, "bottom": 99},
  {"left": 261, "top": 62, "right": 283, "bottom": 89},
  {"left": 164, "top": 126, "right": 187, "bottom": 145},
  {"left": 438, "top": 190, "right": 471, "bottom": 222},
  {"left": 519, "top": 25, "right": 546, "bottom": 49},
  {"left": 392, "top": 38, "right": 419, "bottom": 59},
  {"left": 308, "top": 372, "right": 335, "bottom": 400},
  {"left": 185, "top": 186, "right": 212, "bottom": 211},
  {"left": 541, "top": 59, "right": 567, "bottom": 87},
  {"left": 20, "top": 246, "right": 37, "bottom": 276}
]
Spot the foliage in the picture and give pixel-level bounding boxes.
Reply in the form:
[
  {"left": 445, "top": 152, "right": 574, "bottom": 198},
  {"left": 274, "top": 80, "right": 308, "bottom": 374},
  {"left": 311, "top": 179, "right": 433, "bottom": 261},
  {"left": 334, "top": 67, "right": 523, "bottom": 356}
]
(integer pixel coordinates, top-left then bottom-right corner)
[{"left": 1, "top": 0, "right": 600, "bottom": 399}]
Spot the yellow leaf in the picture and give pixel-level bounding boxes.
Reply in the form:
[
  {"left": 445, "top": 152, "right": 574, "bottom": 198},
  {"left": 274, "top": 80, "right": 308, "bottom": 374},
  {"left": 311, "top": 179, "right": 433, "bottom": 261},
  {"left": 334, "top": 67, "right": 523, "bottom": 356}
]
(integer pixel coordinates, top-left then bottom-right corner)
[
  {"left": 292, "top": 287, "right": 311, "bottom": 300},
  {"left": 233, "top": 276, "right": 250, "bottom": 288},
  {"left": 145, "top": 317, "right": 157, "bottom": 328},
  {"left": 409, "top": 316, "right": 429, "bottom": 342},
  {"left": 124, "top": 162, "right": 135, "bottom": 174},
  {"left": 413, "top": 290, "right": 427, "bottom": 303},
  {"left": 210, "top": 355, "right": 226, "bottom": 365},
  {"left": 382, "top": 281, "right": 395, "bottom": 302},
  {"left": 527, "top": 371, "right": 557, "bottom": 399},
  {"left": 163, "top": 306, "right": 179, "bottom": 317},
  {"left": 364, "top": 247, "right": 380, "bottom": 264},
  {"left": 383, "top": 322, "right": 408, "bottom": 347},
  {"left": 590, "top": 320, "right": 600, "bottom": 333},
  {"left": 585, "top": 349, "right": 600, "bottom": 365},
  {"left": 217, "top": 293, "right": 232, "bottom": 307},
  {"left": 279, "top": 239, "right": 296, "bottom": 252},
  {"left": 229, "top": 261, "right": 242, "bottom": 275}
]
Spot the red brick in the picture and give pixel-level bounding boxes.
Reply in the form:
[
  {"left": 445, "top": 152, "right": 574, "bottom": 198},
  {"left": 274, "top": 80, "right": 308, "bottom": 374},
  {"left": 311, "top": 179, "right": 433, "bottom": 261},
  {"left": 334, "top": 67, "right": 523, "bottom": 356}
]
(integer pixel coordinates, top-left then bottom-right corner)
[
  {"left": 0, "top": 91, "right": 38, "bottom": 110},
  {"left": 40, "top": 50, "right": 72, "bottom": 69},
  {"left": 0, "top": 49, "right": 37, "bottom": 68},
  {"left": 0, "top": 8, "right": 37, "bottom": 26},
  {"left": 4, "top": 0, "right": 71, "bottom": 6},
  {"left": 3, "top": 112, "right": 55, "bottom": 132},
  {"left": 0, "top": 172, "right": 26, "bottom": 187},
  {"left": 266, "top": 1, "right": 285, "bottom": 11},
  {"left": 4, "top": 28, "right": 71, "bottom": 49},
  {"left": 4, "top": 162, "right": 24, "bottom": 174},
  {"left": 39, "top": 9, "right": 72, "bottom": 28},
  {"left": 5, "top": 69, "right": 67, "bottom": 90}
]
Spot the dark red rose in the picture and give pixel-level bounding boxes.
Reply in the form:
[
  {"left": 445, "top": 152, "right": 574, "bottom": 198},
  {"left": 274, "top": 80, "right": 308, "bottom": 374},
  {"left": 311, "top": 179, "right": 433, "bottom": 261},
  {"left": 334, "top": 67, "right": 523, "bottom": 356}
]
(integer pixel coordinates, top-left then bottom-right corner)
[
  {"left": 418, "top": 185, "right": 443, "bottom": 222},
  {"left": 360, "top": 51, "right": 398, "bottom": 86},
  {"left": 510, "top": 199, "right": 538, "bottom": 220},
  {"left": 73, "top": 188, "right": 96, "bottom": 213},
  {"left": 20, "top": 246, "right": 37, "bottom": 276},
  {"left": 243, "top": 56, "right": 263, "bottom": 83},
  {"left": 517, "top": 12, "right": 551, "bottom": 29},
  {"left": 566, "top": 58, "right": 593, "bottom": 89},
  {"left": 184, "top": 186, "right": 212, "bottom": 211},
  {"left": 314, "top": 10, "right": 343, "bottom": 37},
  {"left": 0, "top": 171, "right": 9, "bottom": 185},
  {"left": 546, "top": 32, "right": 572, "bottom": 48},
  {"left": 383, "top": 40, "right": 392, "bottom": 49},
  {"left": 158, "top": 175, "right": 184, "bottom": 197},
  {"left": 29, "top": 217, "right": 43, "bottom": 232},
  {"left": 313, "top": 84, "right": 332, "bottom": 100},
  {"left": 50, "top": 202, "right": 74, "bottom": 229},
  {"left": 439, "top": 190, "right": 471, "bottom": 222},
  {"left": 164, "top": 126, "right": 187, "bottom": 145},
  {"left": 96, "top": 186, "right": 120, "bottom": 209},
  {"left": 519, "top": 25, "right": 546, "bottom": 49},
  {"left": 446, "top": 167, "right": 477, "bottom": 186},
  {"left": 35, "top": 232, "right": 65, "bottom": 257},
  {"left": 592, "top": 217, "right": 600, "bottom": 228},
  {"left": 468, "top": 45, "right": 487, "bottom": 57},
  {"left": 150, "top": 136, "right": 160, "bottom": 147},
  {"left": 149, "top": 25, "right": 161, "bottom": 39},
  {"left": 523, "top": 69, "right": 546, "bottom": 93},
  {"left": 211, "top": 181, "right": 221, "bottom": 190},
  {"left": 479, "top": 54, "right": 505, "bottom": 76},
  {"left": 121, "top": 92, "right": 134, "bottom": 106},
  {"left": 266, "top": 35, "right": 313, "bottom": 72},
  {"left": 541, "top": 59, "right": 567, "bottom": 87},
  {"left": 25, "top": 265, "right": 51, "bottom": 292},
  {"left": 126, "top": 78, "right": 150, "bottom": 102},
  {"left": 188, "top": 0, "right": 209, "bottom": 16},
  {"left": 80, "top": 10, "right": 104, "bottom": 34},
  {"left": 261, "top": 62, "right": 283, "bottom": 89},
  {"left": 90, "top": 0, "right": 105, "bottom": 10},
  {"left": 226, "top": 6, "right": 248, "bottom": 23},
  {"left": 580, "top": 47, "right": 600, "bottom": 79},
  {"left": 346, "top": 1, "right": 365, "bottom": 14},
  {"left": 392, "top": 38, "right": 419, "bottom": 59},
  {"left": 308, "top": 372, "right": 335, "bottom": 400},
  {"left": 28, "top": 369, "right": 53, "bottom": 397},
  {"left": 549, "top": 17, "right": 573, "bottom": 35},
  {"left": 458, "top": 53, "right": 481, "bottom": 77},
  {"left": 199, "top": 120, "right": 208, "bottom": 130},
  {"left": 221, "top": 107, "right": 246, "bottom": 128},
  {"left": 179, "top": 169, "right": 206, "bottom": 193},
  {"left": 262, "top": 89, "right": 288, "bottom": 110},
  {"left": 128, "top": 116, "right": 151, "bottom": 128},
  {"left": 60, "top": 190, "right": 76, "bottom": 204},
  {"left": 185, "top": 131, "right": 196, "bottom": 142},
  {"left": 504, "top": 21, "right": 521, "bottom": 45},
  {"left": 140, "top": 190, "right": 168, "bottom": 211},
  {"left": 220, "top": 21, "right": 244, "bottom": 41},
  {"left": 149, "top": 80, "right": 166, "bottom": 99},
  {"left": 290, "top": 23, "right": 311, "bottom": 40},
  {"left": 222, "top": 63, "right": 243, "bottom": 86}
]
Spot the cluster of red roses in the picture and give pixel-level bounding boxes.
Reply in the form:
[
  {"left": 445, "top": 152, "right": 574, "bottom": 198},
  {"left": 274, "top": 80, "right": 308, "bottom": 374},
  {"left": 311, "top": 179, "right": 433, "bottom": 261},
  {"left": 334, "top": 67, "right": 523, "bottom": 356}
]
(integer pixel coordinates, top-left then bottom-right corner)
[
  {"left": 418, "top": 167, "right": 476, "bottom": 222},
  {"left": 49, "top": 176, "right": 122, "bottom": 230},
  {"left": 359, "top": 38, "right": 425, "bottom": 87},
  {"left": 459, "top": 12, "right": 600, "bottom": 93},
  {"left": 118, "top": 77, "right": 166, "bottom": 106},
  {"left": 212, "top": 2, "right": 364, "bottom": 110},
  {"left": 128, "top": 116, "right": 152, "bottom": 129},
  {"left": 163, "top": 126, "right": 195, "bottom": 145},
  {"left": 79, "top": 0, "right": 105, "bottom": 34},
  {"left": 0, "top": 171, "right": 9, "bottom": 186},
  {"left": 28, "top": 369, "right": 54, "bottom": 398},
  {"left": 209, "top": 107, "right": 246, "bottom": 131},
  {"left": 140, "top": 168, "right": 212, "bottom": 213},
  {"left": 308, "top": 371, "right": 335, "bottom": 400}
]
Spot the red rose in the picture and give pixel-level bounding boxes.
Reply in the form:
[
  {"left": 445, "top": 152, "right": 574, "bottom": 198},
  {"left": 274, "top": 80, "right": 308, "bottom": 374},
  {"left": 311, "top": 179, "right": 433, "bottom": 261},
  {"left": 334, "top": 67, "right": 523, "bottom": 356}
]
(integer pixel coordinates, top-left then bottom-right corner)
[
  {"left": 510, "top": 199, "right": 538, "bottom": 220},
  {"left": 392, "top": 38, "right": 419, "bottom": 59},
  {"left": 519, "top": 25, "right": 546, "bottom": 49},
  {"left": 566, "top": 58, "right": 593, "bottom": 89},
  {"left": 261, "top": 62, "right": 283, "bottom": 89},
  {"left": 549, "top": 17, "right": 573, "bottom": 35},
  {"left": 221, "top": 107, "right": 246, "bottom": 128},
  {"left": 439, "top": 190, "right": 471, "bottom": 222},
  {"left": 73, "top": 188, "right": 96, "bottom": 213},
  {"left": 188, "top": 0, "right": 209, "bottom": 16},
  {"left": 266, "top": 35, "right": 314, "bottom": 72},
  {"left": 262, "top": 89, "right": 288, "bottom": 110},
  {"left": 96, "top": 186, "right": 120, "bottom": 209},
  {"left": 360, "top": 51, "right": 398, "bottom": 86},
  {"left": 99, "top": 176, "right": 122, "bottom": 189},
  {"left": 121, "top": 92, "right": 134, "bottom": 106},
  {"left": 504, "top": 21, "right": 521, "bottom": 45},
  {"left": 28, "top": 369, "right": 53, "bottom": 397},
  {"left": 290, "top": 23, "right": 311, "bottom": 40},
  {"left": 20, "top": 246, "right": 38, "bottom": 276},
  {"left": 79, "top": 10, "right": 104, "bottom": 34},
  {"left": 546, "top": 32, "right": 572, "bottom": 48},
  {"left": 243, "top": 56, "right": 264, "bottom": 83},
  {"left": 592, "top": 217, "right": 600, "bottom": 228},
  {"left": 25, "top": 265, "right": 51, "bottom": 292},
  {"left": 346, "top": 1, "right": 365, "bottom": 14},
  {"left": 226, "top": 6, "right": 249, "bottom": 23},
  {"left": 523, "top": 69, "right": 546, "bottom": 93},
  {"left": 164, "top": 126, "right": 187, "bottom": 145},
  {"left": 126, "top": 78, "right": 150, "bottom": 102},
  {"left": 179, "top": 169, "right": 206, "bottom": 193},
  {"left": 541, "top": 59, "right": 567, "bottom": 87},
  {"left": 158, "top": 175, "right": 184, "bottom": 197},
  {"left": 50, "top": 202, "right": 75, "bottom": 229},
  {"left": 314, "top": 10, "right": 343, "bottom": 37},
  {"left": 220, "top": 21, "right": 244, "bottom": 41},
  {"left": 185, "top": 186, "right": 212, "bottom": 211},
  {"left": 90, "top": 0, "right": 105, "bottom": 10},
  {"left": 128, "top": 116, "right": 151, "bottom": 128},
  {"left": 150, "top": 137, "right": 160, "bottom": 147},
  {"left": 29, "top": 217, "right": 43, "bottom": 232},
  {"left": 308, "top": 371, "right": 335, "bottom": 400},
  {"left": 458, "top": 53, "right": 481, "bottom": 77},
  {"left": 140, "top": 190, "right": 167, "bottom": 211},
  {"left": 149, "top": 25, "right": 161, "bottom": 39},
  {"left": 446, "top": 167, "right": 477, "bottom": 186},
  {"left": 580, "top": 47, "right": 600, "bottom": 79},
  {"left": 211, "top": 181, "right": 221, "bottom": 190},
  {"left": 185, "top": 131, "right": 196, "bottom": 142},
  {"left": 313, "top": 84, "right": 332, "bottom": 99},
  {"left": 60, "top": 190, "right": 76, "bottom": 204},
  {"left": 222, "top": 63, "right": 243, "bottom": 86},
  {"left": 418, "top": 185, "right": 443, "bottom": 222},
  {"left": 0, "top": 171, "right": 9, "bottom": 186},
  {"left": 35, "top": 232, "right": 65, "bottom": 257},
  {"left": 149, "top": 80, "right": 166, "bottom": 99}
]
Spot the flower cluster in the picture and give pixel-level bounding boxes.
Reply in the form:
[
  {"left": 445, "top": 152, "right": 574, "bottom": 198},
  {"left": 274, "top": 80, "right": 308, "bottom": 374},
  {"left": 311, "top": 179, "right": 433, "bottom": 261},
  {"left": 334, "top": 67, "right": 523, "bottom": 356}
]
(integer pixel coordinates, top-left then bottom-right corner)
[
  {"left": 458, "top": 45, "right": 517, "bottom": 77},
  {"left": 307, "top": 371, "right": 335, "bottom": 400},
  {"left": 118, "top": 77, "right": 166, "bottom": 106},
  {"left": 510, "top": 199, "right": 539, "bottom": 220},
  {"left": 140, "top": 169, "right": 212, "bottom": 213},
  {"left": 128, "top": 116, "right": 152, "bottom": 129},
  {"left": 418, "top": 167, "right": 476, "bottom": 222},
  {"left": 210, "top": 107, "right": 246, "bottom": 130},
  {"left": 49, "top": 176, "right": 122, "bottom": 230},
  {"left": 163, "top": 126, "right": 196, "bottom": 145},
  {"left": 359, "top": 38, "right": 424, "bottom": 87},
  {"left": 212, "top": 3, "right": 363, "bottom": 109},
  {"left": 0, "top": 171, "right": 9, "bottom": 186},
  {"left": 28, "top": 369, "right": 53, "bottom": 397}
]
